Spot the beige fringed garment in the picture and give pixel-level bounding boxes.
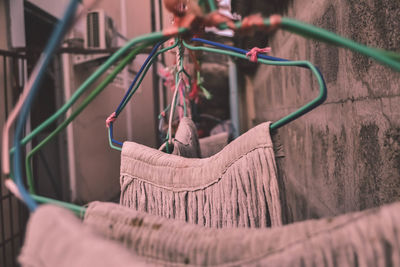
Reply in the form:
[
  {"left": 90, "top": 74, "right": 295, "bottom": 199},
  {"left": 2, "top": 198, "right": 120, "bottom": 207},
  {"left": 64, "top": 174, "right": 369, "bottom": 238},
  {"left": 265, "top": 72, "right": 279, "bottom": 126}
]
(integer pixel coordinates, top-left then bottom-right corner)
[
  {"left": 84, "top": 201, "right": 400, "bottom": 267},
  {"left": 18, "top": 205, "right": 154, "bottom": 267},
  {"left": 199, "top": 132, "right": 229, "bottom": 158},
  {"left": 172, "top": 117, "right": 201, "bottom": 158},
  {"left": 120, "top": 122, "right": 282, "bottom": 228}
]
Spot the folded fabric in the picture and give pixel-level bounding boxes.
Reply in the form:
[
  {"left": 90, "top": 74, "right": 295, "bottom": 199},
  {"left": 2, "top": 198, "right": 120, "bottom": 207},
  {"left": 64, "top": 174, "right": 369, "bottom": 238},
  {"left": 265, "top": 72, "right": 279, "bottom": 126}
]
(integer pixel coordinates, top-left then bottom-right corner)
[
  {"left": 172, "top": 117, "right": 201, "bottom": 158},
  {"left": 120, "top": 122, "right": 282, "bottom": 228},
  {"left": 18, "top": 205, "right": 154, "bottom": 267},
  {"left": 84, "top": 201, "right": 400, "bottom": 267},
  {"left": 199, "top": 132, "right": 229, "bottom": 158}
]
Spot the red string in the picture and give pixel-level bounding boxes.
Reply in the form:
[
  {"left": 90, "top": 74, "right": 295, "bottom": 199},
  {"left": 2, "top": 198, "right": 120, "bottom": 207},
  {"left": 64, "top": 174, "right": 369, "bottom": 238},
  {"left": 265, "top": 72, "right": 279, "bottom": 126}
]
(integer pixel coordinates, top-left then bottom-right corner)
[
  {"left": 106, "top": 112, "right": 117, "bottom": 128},
  {"left": 246, "top": 47, "right": 272, "bottom": 62}
]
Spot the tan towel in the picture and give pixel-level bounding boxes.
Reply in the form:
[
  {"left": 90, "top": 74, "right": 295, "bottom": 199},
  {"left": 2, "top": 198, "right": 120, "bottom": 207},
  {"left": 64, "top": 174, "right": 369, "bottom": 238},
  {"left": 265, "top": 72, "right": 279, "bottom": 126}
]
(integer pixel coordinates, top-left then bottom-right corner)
[
  {"left": 84, "top": 201, "right": 400, "bottom": 267},
  {"left": 120, "top": 122, "right": 282, "bottom": 228},
  {"left": 172, "top": 117, "right": 201, "bottom": 158},
  {"left": 18, "top": 205, "right": 155, "bottom": 267},
  {"left": 199, "top": 132, "right": 229, "bottom": 158}
]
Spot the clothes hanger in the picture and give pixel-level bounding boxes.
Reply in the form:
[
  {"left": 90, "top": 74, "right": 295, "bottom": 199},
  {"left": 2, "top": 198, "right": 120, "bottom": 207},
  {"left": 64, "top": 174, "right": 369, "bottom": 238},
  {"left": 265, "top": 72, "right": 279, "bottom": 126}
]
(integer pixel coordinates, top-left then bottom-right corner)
[
  {"left": 183, "top": 39, "right": 327, "bottom": 130},
  {"left": 107, "top": 35, "right": 323, "bottom": 151},
  {"left": 158, "top": 39, "right": 327, "bottom": 152},
  {"left": 24, "top": 44, "right": 148, "bottom": 194},
  {"left": 10, "top": 31, "right": 174, "bottom": 208},
  {"left": 1, "top": 0, "right": 103, "bottom": 177},
  {"left": 24, "top": 39, "right": 180, "bottom": 210},
  {"left": 8, "top": 0, "right": 80, "bottom": 212},
  {"left": 26, "top": 34, "right": 326, "bottom": 189},
  {"left": 108, "top": 39, "right": 195, "bottom": 152},
  {"left": 9, "top": 0, "right": 399, "bottom": 216},
  {"left": 164, "top": 40, "right": 193, "bottom": 149},
  {"left": 184, "top": 38, "right": 328, "bottom": 130},
  {"left": 107, "top": 39, "right": 180, "bottom": 150}
]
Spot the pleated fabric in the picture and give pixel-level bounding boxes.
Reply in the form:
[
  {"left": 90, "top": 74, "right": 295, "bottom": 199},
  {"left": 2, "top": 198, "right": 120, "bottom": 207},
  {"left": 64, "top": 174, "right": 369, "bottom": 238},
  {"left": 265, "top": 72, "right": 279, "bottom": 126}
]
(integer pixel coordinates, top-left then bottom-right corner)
[
  {"left": 172, "top": 117, "right": 201, "bottom": 158},
  {"left": 120, "top": 122, "right": 282, "bottom": 228},
  {"left": 84, "top": 201, "right": 400, "bottom": 267},
  {"left": 18, "top": 205, "right": 154, "bottom": 267}
]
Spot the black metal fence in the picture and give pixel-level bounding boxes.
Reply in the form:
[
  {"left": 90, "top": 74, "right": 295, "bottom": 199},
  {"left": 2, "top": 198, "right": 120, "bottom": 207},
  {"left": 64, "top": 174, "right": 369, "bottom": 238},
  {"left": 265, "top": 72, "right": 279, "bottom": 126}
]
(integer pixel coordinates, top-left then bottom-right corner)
[{"left": 0, "top": 49, "right": 29, "bottom": 267}]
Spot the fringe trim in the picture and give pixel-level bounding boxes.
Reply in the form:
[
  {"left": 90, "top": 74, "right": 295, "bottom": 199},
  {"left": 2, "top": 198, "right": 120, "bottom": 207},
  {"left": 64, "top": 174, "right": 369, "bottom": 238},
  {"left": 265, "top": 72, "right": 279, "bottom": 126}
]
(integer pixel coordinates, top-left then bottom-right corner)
[{"left": 120, "top": 146, "right": 282, "bottom": 228}]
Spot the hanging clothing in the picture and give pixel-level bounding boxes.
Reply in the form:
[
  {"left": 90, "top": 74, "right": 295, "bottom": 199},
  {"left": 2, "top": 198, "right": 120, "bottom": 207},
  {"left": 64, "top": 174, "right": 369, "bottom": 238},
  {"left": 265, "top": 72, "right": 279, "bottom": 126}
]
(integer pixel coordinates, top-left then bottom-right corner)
[
  {"left": 84, "top": 200, "right": 400, "bottom": 267},
  {"left": 18, "top": 205, "right": 154, "bottom": 267},
  {"left": 199, "top": 132, "right": 229, "bottom": 158},
  {"left": 172, "top": 117, "right": 201, "bottom": 158},
  {"left": 120, "top": 122, "right": 282, "bottom": 228}
]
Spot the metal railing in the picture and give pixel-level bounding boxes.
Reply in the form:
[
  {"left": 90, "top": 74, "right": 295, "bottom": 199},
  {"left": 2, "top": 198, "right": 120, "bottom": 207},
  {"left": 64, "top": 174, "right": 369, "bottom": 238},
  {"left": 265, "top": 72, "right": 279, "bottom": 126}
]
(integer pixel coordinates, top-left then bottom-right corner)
[{"left": 0, "top": 49, "right": 29, "bottom": 267}]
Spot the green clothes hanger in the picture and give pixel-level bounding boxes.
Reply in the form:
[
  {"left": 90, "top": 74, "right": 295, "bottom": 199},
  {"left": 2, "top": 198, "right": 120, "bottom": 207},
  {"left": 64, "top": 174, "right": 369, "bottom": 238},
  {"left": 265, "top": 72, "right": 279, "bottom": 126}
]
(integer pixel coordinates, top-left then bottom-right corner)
[
  {"left": 182, "top": 40, "right": 327, "bottom": 131},
  {"left": 24, "top": 44, "right": 149, "bottom": 194}
]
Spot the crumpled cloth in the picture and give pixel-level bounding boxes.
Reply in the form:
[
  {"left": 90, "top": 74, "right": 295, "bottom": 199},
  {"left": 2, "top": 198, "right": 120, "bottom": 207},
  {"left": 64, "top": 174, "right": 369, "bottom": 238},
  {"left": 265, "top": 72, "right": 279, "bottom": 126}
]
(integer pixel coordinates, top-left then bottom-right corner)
[
  {"left": 18, "top": 205, "right": 154, "bottom": 267},
  {"left": 199, "top": 132, "right": 229, "bottom": 158},
  {"left": 120, "top": 122, "right": 282, "bottom": 228},
  {"left": 84, "top": 200, "right": 400, "bottom": 267},
  {"left": 172, "top": 117, "right": 201, "bottom": 158}
]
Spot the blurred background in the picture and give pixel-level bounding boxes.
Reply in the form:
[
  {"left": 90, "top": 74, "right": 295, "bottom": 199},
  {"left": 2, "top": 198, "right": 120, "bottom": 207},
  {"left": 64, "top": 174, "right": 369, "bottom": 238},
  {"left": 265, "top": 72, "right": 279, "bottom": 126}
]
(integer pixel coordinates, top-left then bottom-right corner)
[{"left": 0, "top": 0, "right": 399, "bottom": 266}]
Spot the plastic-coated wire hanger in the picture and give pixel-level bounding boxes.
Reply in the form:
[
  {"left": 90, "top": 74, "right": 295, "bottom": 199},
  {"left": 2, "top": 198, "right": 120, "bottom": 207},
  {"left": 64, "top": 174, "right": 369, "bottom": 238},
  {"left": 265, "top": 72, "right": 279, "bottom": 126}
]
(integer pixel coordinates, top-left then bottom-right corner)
[
  {"left": 18, "top": 33, "right": 179, "bottom": 214},
  {"left": 106, "top": 40, "right": 167, "bottom": 148},
  {"left": 159, "top": 38, "right": 327, "bottom": 150},
  {"left": 192, "top": 38, "right": 297, "bottom": 63},
  {"left": 108, "top": 36, "right": 321, "bottom": 150},
  {"left": 108, "top": 39, "right": 179, "bottom": 150},
  {"left": 116, "top": 40, "right": 178, "bottom": 113},
  {"left": 23, "top": 45, "right": 149, "bottom": 215},
  {"left": 166, "top": 79, "right": 186, "bottom": 151},
  {"left": 1, "top": 0, "right": 102, "bottom": 177},
  {"left": 264, "top": 17, "right": 400, "bottom": 70},
  {"left": 183, "top": 40, "right": 327, "bottom": 130},
  {"left": 164, "top": 40, "right": 191, "bottom": 148},
  {"left": 187, "top": 37, "right": 328, "bottom": 129},
  {"left": 9, "top": 0, "right": 80, "bottom": 212},
  {"left": 25, "top": 44, "right": 148, "bottom": 195},
  {"left": 11, "top": 4, "right": 400, "bottom": 216},
  {"left": 111, "top": 38, "right": 191, "bottom": 152},
  {"left": 115, "top": 41, "right": 166, "bottom": 117},
  {"left": 27, "top": 36, "right": 324, "bottom": 188},
  {"left": 157, "top": 73, "right": 191, "bottom": 153}
]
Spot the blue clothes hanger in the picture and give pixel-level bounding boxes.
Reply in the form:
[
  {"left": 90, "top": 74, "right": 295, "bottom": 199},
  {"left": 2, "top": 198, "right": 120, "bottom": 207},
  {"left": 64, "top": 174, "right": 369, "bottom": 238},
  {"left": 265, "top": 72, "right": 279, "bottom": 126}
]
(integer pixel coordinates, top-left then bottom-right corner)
[
  {"left": 107, "top": 39, "right": 180, "bottom": 150},
  {"left": 107, "top": 40, "right": 166, "bottom": 147},
  {"left": 12, "top": 0, "right": 80, "bottom": 212}
]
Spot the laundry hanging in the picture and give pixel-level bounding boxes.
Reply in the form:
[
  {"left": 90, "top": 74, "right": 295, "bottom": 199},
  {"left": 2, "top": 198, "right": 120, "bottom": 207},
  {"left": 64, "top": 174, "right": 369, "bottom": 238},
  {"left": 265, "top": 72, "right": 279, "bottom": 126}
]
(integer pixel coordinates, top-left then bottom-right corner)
[
  {"left": 120, "top": 122, "right": 282, "bottom": 228},
  {"left": 5, "top": 0, "right": 400, "bottom": 218},
  {"left": 171, "top": 117, "right": 201, "bottom": 158},
  {"left": 18, "top": 205, "right": 153, "bottom": 267},
  {"left": 199, "top": 132, "right": 230, "bottom": 158},
  {"left": 83, "top": 200, "right": 400, "bottom": 267}
]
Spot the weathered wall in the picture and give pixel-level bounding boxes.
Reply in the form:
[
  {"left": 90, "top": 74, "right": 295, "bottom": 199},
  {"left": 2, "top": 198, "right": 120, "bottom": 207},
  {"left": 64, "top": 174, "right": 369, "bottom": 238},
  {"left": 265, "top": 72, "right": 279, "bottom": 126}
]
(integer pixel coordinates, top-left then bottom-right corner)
[{"left": 249, "top": 0, "right": 400, "bottom": 222}]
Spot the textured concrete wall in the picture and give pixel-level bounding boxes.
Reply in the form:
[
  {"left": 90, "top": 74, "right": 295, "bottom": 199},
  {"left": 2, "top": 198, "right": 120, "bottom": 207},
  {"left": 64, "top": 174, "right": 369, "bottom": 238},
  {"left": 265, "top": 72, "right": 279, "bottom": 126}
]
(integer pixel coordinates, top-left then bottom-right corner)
[{"left": 249, "top": 0, "right": 400, "bottom": 222}]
